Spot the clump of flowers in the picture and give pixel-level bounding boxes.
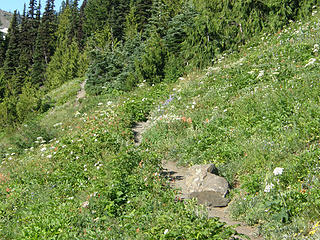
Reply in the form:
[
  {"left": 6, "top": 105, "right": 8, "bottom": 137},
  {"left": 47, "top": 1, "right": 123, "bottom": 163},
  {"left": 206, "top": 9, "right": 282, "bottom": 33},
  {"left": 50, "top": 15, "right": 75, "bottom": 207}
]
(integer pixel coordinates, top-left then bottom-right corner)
[{"left": 264, "top": 167, "right": 284, "bottom": 192}]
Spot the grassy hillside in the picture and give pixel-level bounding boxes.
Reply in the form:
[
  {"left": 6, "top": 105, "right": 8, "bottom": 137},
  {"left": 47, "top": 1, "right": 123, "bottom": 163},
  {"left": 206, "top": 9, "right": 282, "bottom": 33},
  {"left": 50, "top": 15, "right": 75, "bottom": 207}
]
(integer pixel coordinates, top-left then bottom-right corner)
[{"left": 0, "top": 7, "right": 320, "bottom": 240}]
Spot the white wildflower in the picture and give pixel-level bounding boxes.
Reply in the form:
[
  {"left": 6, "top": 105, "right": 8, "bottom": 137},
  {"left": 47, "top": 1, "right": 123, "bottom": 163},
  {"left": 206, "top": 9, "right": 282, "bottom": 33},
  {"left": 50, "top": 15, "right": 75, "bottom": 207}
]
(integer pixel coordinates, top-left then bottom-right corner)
[
  {"left": 305, "top": 58, "right": 316, "bottom": 67},
  {"left": 98, "top": 102, "right": 103, "bottom": 106},
  {"left": 47, "top": 155, "right": 52, "bottom": 159},
  {"left": 264, "top": 183, "right": 274, "bottom": 193},
  {"left": 273, "top": 167, "right": 284, "bottom": 176},
  {"left": 40, "top": 147, "right": 47, "bottom": 152},
  {"left": 257, "top": 70, "right": 264, "bottom": 78},
  {"left": 81, "top": 201, "right": 89, "bottom": 208},
  {"left": 164, "top": 229, "right": 169, "bottom": 235}
]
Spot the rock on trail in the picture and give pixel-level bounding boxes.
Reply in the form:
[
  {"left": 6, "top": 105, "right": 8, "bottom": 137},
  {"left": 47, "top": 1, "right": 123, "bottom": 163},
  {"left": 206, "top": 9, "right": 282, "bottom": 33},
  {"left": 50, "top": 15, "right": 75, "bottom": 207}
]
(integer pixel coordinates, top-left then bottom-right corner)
[{"left": 133, "top": 122, "right": 263, "bottom": 240}]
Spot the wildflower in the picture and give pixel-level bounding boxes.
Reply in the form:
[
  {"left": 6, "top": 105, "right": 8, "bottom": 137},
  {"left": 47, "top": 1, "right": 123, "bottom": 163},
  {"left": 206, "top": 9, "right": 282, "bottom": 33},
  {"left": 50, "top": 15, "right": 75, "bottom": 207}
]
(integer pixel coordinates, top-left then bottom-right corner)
[
  {"left": 164, "top": 229, "right": 169, "bottom": 235},
  {"left": 98, "top": 102, "right": 103, "bottom": 106},
  {"left": 264, "top": 183, "right": 274, "bottom": 192},
  {"left": 40, "top": 147, "right": 47, "bottom": 152},
  {"left": 305, "top": 58, "right": 316, "bottom": 67},
  {"left": 47, "top": 155, "right": 52, "bottom": 159},
  {"left": 257, "top": 70, "right": 264, "bottom": 78},
  {"left": 81, "top": 201, "right": 89, "bottom": 208},
  {"left": 273, "top": 167, "right": 284, "bottom": 176}
]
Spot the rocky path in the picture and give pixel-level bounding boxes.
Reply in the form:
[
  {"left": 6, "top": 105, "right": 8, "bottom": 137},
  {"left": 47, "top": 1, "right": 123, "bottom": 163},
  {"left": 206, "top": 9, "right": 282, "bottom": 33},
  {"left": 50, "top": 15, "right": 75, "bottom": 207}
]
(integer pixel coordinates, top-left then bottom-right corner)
[
  {"left": 133, "top": 122, "right": 263, "bottom": 240},
  {"left": 162, "top": 161, "right": 262, "bottom": 240},
  {"left": 76, "top": 79, "right": 87, "bottom": 103}
]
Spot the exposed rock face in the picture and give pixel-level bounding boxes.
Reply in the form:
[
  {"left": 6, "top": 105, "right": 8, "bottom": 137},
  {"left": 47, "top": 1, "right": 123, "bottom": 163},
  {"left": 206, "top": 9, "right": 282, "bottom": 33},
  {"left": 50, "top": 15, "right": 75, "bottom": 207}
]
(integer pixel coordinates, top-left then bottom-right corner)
[
  {"left": 0, "top": 10, "right": 12, "bottom": 29},
  {"left": 184, "top": 164, "right": 229, "bottom": 207}
]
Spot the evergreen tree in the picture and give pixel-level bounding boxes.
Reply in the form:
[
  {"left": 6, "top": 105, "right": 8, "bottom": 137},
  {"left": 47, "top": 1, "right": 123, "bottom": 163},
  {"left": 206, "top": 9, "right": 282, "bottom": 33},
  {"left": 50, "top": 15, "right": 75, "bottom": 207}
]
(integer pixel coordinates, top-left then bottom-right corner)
[
  {"left": 84, "top": 0, "right": 130, "bottom": 40},
  {"left": 16, "top": 5, "right": 32, "bottom": 87},
  {"left": 45, "top": 5, "right": 82, "bottom": 89},
  {"left": 136, "top": 31, "right": 167, "bottom": 84},
  {"left": 2, "top": 11, "right": 21, "bottom": 95},
  {"left": 28, "top": 0, "right": 37, "bottom": 18},
  {"left": 133, "top": 0, "right": 153, "bottom": 33},
  {"left": 0, "top": 32, "right": 8, "bottom": 68},
  {"left": 77, "top": 0, "right": 87, "bottom": 49},
  {"left": 31, "top": 0, "right": 57, "bottom": 86}
]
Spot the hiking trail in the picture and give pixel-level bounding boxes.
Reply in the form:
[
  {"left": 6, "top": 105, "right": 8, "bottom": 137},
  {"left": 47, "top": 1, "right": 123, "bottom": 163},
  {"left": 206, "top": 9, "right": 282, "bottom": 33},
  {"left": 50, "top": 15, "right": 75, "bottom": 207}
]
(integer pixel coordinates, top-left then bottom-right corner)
[{"left": 133, "top": 121, "right": 263, "bottom": 240}]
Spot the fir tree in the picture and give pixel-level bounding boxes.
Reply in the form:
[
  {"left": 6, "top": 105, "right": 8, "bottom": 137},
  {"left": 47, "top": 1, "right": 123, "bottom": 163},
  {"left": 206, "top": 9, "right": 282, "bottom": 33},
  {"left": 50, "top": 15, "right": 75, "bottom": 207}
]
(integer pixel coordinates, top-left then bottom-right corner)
[
  {"left": 84, "top": 0, "right": 130, "bottom": 40},
  {"left": 0, "top": 32, "right": 8, "bottom": 68},
  {"left": 31, "top": 0, "right": 57, "bottom": 86},
  {"left": 2, "top": 11, "right": 21, "bottom": 95},
  {"left": 45, "top": 5, "right": 82, "bottom": 89}
]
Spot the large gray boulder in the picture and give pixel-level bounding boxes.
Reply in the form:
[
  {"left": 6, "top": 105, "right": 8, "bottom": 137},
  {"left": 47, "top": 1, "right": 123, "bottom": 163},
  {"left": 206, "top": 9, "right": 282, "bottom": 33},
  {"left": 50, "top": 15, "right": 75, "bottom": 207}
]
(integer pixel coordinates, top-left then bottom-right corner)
[{"left": 184, "top": 164, "right": 230, "bottom": 207}]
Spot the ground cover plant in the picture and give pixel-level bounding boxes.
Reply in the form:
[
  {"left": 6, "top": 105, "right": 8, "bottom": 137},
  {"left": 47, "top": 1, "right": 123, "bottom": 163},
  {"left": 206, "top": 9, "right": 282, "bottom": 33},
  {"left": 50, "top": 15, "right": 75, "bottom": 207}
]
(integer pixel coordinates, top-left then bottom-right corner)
[
  {"left": 0, "top": 1, "right": 320, "bottom": 239},
  {"left": 0, "top": 82, "right": 238, "bottom": 239},
  {"left": 138, "top": 9, "right": 320, "bottom": 239}
]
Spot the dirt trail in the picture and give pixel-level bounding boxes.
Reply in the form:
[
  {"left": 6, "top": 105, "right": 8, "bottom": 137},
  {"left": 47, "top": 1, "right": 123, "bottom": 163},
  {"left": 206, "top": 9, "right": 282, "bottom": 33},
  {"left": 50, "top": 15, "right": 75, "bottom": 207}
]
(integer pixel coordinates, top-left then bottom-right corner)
[
  {"left": 133, "top": 122, "right": 263, "bottom": 240},
  {"left": 76, "top": 79, "right": 87, "bottom": 103}
]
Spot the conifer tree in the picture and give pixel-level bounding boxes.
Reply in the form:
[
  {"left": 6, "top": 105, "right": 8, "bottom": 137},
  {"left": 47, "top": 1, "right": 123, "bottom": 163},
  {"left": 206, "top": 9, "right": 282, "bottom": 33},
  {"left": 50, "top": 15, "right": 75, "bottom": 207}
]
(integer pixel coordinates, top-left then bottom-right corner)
[
  {"left": 2, "top": 11, "right": 21, "bottom": 95},
  {"left": 31, "top": 0, "right": 57, "bottom": 86},
  {"left": 45, "top": 5, "right": 82, "bottom": 89},
  {"left": 78, "top": 0, "right": 87, "bottom": 49},
  {"left": 0, "top": 32, "right": 7, "bottom": 68},
  {"left": 16, "top": 5, "right": 32, "bottom": 87},
  {"left": 84, "top": 0, "right": 130, "bottom": 40}
]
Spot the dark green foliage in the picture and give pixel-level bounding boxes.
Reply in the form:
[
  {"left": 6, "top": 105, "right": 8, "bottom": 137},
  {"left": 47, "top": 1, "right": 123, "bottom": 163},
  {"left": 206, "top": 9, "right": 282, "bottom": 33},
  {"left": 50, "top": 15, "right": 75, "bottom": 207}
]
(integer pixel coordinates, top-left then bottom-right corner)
[
  {"left": 31, "top": 0, "right": 57, "bottom": 86},
  {"left": 86, "top": 43, "right": 126, "bottom": 95},
  {"left": 45, "top": 5, "right": 83, "bottom": 90},
  {"left": 84, "top": 0, "right": 130, "bottom": 40},
  {"left": 0, "top": 34, "right": 7, "bottom": 68},
  {"left": 2, "top": 11, "right": 20, "bottom": 94},
  {"left": 135, "top": 31, "right": 168, "bottom": 85},
  {"left": 131, "top": 0, "right": 153, "bottom": 33}
]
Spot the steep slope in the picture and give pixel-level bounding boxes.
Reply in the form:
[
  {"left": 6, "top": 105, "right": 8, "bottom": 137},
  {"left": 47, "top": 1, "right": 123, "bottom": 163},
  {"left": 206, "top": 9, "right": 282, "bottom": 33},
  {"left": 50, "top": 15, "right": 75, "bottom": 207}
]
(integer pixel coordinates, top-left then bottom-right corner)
[
  {"left": 0, "top": 7, "right": 319, "bottom": 240},
  {"left": 0, "top": 9, "right": 12, "bottom": 29}
]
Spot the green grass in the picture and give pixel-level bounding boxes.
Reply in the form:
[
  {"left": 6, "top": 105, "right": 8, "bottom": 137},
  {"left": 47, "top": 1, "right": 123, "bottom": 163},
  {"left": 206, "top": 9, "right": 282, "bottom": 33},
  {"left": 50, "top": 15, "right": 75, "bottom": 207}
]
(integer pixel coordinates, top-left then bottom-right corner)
[
  {"left": 0, "top": 79, "right": 237, "bottom": 239},
  {"left": 136, "top": 12, "right": 320, "bottom": 239},
  {"left": 1, "top": 9, "right": 320, "bottom": 240}
]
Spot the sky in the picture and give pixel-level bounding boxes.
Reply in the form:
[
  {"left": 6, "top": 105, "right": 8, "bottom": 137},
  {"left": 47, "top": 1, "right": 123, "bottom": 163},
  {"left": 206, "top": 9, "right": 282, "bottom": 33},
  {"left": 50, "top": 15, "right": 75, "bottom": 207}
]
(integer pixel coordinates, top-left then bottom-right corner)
[{"left": 1, "top": 0, "right": 84, "bottom": 13}]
